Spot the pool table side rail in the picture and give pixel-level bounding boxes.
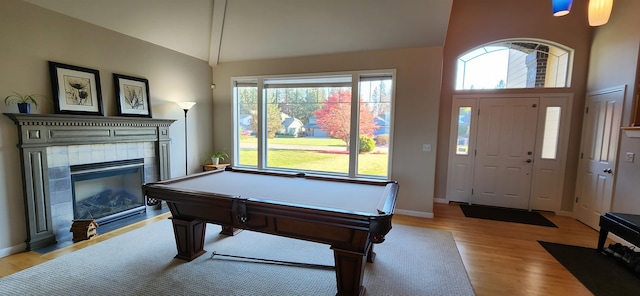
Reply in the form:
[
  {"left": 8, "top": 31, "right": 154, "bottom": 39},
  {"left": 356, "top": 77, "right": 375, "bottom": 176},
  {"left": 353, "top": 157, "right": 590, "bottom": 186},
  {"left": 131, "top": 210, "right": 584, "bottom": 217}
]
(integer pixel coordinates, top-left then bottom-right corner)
[
  {"left": 224, "top": 166, "right": 397, "bottom": 186},
  {"left": 143, "top": 167, "right": 399, "bottom": 218},
  {"left": 142, "top": 183, "right": 395, "bottom": 226},
  {"left": 378, "top": 182, "right": 398, "bottom": 215},
  {"left": 143, "top": 182, "right": 396, "bottom": 218}
]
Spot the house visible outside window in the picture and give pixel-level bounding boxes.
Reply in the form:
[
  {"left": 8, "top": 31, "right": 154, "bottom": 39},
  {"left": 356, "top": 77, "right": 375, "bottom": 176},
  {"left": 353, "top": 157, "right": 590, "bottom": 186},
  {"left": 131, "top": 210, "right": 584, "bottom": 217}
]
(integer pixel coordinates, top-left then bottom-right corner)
[
  {"left": 233, "top": 71, "right": 395, "bottom": 179},
  {"left": 456, "top": 39, "right": 573, "bottom": 90}
]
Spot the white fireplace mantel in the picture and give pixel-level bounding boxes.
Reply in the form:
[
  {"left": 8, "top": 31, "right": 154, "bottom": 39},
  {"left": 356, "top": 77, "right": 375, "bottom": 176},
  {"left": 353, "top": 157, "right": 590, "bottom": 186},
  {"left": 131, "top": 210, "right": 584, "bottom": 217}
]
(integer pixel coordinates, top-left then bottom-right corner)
[{"left": 4, "top": 113, "right": 175, "bottom": 250}]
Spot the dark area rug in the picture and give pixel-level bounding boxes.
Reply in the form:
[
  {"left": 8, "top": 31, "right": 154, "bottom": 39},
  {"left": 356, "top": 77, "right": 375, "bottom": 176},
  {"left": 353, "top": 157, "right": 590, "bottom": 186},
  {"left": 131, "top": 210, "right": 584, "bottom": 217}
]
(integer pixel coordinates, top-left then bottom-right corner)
[
  {"left": 539, "top": 241, "right": 640, "bottom": 296},
  {"left": 459, "top": 204, "right": 557, "bottom": 227}
]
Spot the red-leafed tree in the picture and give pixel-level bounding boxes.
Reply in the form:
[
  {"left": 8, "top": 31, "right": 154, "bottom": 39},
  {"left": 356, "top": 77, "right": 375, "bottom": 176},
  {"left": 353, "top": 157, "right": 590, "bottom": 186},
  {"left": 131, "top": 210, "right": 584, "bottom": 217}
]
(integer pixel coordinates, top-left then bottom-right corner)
[{"left": 314, "top": 90, "right": 378, "bottom": 149}]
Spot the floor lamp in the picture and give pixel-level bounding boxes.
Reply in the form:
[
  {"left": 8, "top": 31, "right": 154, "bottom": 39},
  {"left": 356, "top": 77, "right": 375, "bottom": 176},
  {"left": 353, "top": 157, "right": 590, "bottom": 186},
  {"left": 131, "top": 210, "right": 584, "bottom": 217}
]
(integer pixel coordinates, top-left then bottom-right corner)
[{"left": 176, "top": 102, "right": 196, "bottom": 175}]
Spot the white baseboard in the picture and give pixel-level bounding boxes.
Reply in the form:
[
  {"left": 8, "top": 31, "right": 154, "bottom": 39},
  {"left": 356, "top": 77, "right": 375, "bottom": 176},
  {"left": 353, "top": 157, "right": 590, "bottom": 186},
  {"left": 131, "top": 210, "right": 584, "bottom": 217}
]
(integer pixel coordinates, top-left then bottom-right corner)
[
  {"left": 434, "top": 198, "right": 448, "bottom": 204},
  {"left": 556, "top": 210, "right": 574, "bottom": 217},
  {"left": 0, "top": 242, "right": 26, "bottom": 258},
  {"left": 395, "top": 209, "right": 434, "bottom": 218}
]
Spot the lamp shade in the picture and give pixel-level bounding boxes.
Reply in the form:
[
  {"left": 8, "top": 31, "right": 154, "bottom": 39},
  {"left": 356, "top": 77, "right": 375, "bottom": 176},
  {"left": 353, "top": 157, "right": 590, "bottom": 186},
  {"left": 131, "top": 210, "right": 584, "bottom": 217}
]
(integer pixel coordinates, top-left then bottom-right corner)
[
  {"left": 588, "top": 0, "right": 613, "bottom": 26},
  {"left": 552, "top": 0, "right": 573, "bottom": 17},
  {"left": 176, "top": 101, "right": 196, "bottom": 110}
]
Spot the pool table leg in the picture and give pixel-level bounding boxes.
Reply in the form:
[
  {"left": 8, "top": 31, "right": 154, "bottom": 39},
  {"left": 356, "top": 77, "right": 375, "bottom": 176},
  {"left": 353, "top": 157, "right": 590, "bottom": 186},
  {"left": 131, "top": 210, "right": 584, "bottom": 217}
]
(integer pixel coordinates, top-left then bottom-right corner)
[
  {"left": 170, "top": 218, "right": 207, "bottom": 261},
  {"left": 220, "top": 225, "right": 243, "bottom": 236},
  {"left": 367, "top": 244, "right": 376, "bottom": 263},
  {"left": 597, "top": 228, "right": 609, "bottom": 252},
  {"left": 332, "top": 245, "right": 368, "bottom": 296}
]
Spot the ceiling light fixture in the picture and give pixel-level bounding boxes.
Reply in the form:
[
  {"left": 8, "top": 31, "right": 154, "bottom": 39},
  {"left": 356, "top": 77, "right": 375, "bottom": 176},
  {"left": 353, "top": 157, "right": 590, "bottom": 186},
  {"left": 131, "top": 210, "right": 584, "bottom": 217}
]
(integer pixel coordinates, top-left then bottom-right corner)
[
  {"left": 552, "top": 0, "right": 573, "bottom": 16},
  {"left": 588, "top": 0, "right": 614, "bottom": 26}
]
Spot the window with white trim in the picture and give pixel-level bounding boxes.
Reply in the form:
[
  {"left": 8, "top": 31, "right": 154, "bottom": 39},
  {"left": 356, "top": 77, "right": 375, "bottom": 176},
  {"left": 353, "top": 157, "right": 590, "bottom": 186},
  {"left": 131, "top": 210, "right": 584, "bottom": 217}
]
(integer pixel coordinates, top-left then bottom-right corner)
[{"left": 233, "top": 71, "right": 395, "bottom": 179}]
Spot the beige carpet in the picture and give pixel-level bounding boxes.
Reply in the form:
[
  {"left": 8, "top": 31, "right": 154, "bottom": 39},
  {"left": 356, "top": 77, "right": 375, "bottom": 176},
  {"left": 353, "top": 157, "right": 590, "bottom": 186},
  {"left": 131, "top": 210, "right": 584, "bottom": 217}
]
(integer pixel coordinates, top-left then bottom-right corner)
[{"left": 0, "top": 219, "right": 475, "bottom": 295}]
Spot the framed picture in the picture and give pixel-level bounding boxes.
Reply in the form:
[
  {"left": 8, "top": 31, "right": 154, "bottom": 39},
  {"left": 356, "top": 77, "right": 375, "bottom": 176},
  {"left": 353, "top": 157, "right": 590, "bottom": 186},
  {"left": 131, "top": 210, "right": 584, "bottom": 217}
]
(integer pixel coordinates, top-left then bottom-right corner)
[
  {"left": 49, "top": 61, "right": 104, "bottom": 116},
  {"left": 113, "top": 74, "right": 152, "bottom": 117}
]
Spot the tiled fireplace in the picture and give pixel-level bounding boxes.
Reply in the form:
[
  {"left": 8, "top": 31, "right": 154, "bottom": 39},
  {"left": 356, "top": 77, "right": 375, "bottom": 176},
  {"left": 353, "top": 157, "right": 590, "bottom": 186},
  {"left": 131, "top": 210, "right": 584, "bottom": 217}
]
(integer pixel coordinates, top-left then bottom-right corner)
[
  {"left": 4, "top": 113, "right": 175, "bottom": 250},
  {"left": 49, "top": 144, "right": 154, "bottom": 243}
]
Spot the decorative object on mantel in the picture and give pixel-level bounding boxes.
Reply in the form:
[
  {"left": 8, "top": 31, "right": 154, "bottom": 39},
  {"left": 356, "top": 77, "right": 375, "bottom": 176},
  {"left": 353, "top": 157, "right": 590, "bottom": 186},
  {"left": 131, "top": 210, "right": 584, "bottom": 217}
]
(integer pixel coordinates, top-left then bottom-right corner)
[
  {"left": 3, "top": 91, "right": 46, "bottom": 114},
  {"left": 114, "top": 73, "right": 152, "bottom": 118},
  {"left": 49, "top": 61, "right": 104, "bottom": 116},
  {"left": 70, "top": 219, "right": 98, "bottom": 242},
  {"left": 176, "top": 101, "right": 196, "bottom": 175}
]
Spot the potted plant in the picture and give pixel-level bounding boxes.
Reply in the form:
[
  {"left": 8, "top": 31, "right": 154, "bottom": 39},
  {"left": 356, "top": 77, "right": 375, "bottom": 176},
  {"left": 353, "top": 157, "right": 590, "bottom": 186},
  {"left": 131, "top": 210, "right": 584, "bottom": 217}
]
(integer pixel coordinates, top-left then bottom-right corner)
[
  {"left": 209, "top": 150, "right": 229, "bottom": 165},
  {"left": 4, "top": 91, "right": 46, "bottom": 114}
]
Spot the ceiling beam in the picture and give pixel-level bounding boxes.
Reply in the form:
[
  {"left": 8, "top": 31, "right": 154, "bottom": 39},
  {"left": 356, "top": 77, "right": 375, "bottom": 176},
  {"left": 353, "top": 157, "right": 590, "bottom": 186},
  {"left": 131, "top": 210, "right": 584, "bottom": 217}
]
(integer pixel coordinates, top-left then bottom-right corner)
[{"left": 209, "top": 0, "right": 227, "bottom": 66}]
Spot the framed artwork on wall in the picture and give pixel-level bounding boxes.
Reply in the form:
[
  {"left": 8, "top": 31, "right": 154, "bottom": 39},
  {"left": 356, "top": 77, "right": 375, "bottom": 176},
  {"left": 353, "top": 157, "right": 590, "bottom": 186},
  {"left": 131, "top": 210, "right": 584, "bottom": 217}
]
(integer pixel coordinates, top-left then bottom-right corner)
[
  {"left": 49, "top": 61, "right": 104, "bottom": 116},
  {"left": 113, "top": 74, "right": 152, "bottom": 117}
]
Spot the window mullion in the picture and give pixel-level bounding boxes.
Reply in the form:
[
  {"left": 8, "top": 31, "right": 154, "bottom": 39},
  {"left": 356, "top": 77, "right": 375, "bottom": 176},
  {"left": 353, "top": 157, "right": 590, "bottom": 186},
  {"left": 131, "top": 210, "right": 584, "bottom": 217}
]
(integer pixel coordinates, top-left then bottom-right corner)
[
  {"left": 348, "top": 74, "right": 360, "bottom": 177},
  {"left": 256, "top": 79, "right": 266, "bottom": 170}
]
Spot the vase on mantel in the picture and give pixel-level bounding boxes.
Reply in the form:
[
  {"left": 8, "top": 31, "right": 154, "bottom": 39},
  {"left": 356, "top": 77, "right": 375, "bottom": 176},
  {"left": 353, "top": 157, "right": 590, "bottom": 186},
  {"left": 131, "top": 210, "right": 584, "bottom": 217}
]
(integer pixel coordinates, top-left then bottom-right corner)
[{"left": 17, "top": 103, "right": 31, "bottom": 114}]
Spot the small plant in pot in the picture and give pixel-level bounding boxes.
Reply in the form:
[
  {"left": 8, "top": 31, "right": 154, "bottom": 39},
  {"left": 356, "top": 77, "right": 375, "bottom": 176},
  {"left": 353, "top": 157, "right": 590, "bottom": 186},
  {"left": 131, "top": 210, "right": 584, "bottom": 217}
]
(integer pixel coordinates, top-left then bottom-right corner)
[
  {"left": 3, "top": 91, "right": 46, "bottom": 114},
  {"left": 209, "top": 150, "right": 229, "bottom": 165}
]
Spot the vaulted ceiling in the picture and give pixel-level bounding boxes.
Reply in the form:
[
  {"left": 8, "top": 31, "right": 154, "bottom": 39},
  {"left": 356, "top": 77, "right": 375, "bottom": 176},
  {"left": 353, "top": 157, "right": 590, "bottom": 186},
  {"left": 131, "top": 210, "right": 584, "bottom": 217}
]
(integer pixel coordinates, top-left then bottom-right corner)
[{"left": 24, "top": 0, "right": 453, "bottom": 66}]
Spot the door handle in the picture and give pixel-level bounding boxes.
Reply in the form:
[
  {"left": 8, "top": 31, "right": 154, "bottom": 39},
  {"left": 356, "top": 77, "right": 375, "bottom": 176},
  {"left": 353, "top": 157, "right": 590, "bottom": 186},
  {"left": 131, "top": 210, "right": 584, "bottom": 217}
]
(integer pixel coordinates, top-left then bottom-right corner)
[
  {"left": 526, "top": 159, "right": 532, "bottom": 163},
  {"left": 603, "top": 168, "right": 613, "bottom": 174}
]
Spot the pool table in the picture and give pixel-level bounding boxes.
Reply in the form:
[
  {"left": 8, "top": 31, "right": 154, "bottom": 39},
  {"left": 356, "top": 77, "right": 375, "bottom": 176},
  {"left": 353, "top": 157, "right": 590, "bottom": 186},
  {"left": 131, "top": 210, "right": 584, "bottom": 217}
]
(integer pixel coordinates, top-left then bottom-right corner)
[{"left": 142, "top": 167, "right": 399, "bottom": 296}]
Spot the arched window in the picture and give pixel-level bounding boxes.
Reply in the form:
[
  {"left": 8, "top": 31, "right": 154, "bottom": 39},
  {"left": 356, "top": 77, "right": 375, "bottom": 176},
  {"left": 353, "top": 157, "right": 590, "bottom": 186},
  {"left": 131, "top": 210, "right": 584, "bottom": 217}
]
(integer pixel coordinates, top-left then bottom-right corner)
[{"left": 456, "top": 39, "right": 573, "bottom": 90}]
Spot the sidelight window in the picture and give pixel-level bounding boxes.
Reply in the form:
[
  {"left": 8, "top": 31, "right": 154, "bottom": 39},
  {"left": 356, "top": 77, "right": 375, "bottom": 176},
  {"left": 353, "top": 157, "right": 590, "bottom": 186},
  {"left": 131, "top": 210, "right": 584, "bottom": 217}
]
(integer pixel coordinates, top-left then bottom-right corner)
[{"left": 541, "top": 106, "right": 561, "bottom": 159}]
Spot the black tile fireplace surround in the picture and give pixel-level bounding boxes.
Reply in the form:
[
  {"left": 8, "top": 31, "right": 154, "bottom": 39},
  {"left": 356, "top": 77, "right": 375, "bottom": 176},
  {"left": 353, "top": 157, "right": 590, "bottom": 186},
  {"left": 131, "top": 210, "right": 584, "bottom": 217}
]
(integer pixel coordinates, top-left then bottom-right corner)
[{"left": 4, "top": 113, "right": 175, "bottom": 250}]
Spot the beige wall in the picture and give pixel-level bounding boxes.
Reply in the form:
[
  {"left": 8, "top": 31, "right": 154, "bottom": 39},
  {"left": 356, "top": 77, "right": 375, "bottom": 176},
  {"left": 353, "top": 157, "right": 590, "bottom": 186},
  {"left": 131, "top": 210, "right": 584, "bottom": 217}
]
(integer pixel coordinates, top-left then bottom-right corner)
[
  {"left": 211, "top": 47, "right": 444, "bottom": 217},
  {"left": 0, "top": 0, "right": 213, "bottom": 255},
  {"left": 587, "top": 0, "right": 640, "bottom": 214},
  {"left": 435, "top": 0, "right": 594, "bottom": 212}
]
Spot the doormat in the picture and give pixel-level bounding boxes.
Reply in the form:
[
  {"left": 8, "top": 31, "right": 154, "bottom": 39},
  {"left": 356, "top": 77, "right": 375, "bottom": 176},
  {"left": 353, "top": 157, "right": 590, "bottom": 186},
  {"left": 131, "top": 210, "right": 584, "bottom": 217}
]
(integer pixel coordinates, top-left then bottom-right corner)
[
  {"left": 459, "top": 204, "right": 557, "bottom": 227},
  {"left": 539, "top": 241, "right": 640, "bottom": 296}
]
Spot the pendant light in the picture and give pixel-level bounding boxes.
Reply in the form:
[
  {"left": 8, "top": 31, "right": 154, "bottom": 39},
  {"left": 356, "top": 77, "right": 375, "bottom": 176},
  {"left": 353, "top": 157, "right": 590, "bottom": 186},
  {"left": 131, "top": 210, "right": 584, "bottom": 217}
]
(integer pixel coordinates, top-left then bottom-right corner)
[
  {"left": 552, "top": 0, "right": 573, "bottom": 17},
  {"left": 588, "top": 0, "right": 614, "bottom": 26}
]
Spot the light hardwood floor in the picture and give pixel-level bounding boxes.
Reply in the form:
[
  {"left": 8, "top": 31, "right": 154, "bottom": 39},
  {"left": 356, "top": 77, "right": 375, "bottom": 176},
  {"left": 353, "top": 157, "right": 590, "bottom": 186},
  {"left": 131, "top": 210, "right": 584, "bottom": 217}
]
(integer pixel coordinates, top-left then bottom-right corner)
[{"left": 0, "top": 202, "right": 606, "bottom": 295}]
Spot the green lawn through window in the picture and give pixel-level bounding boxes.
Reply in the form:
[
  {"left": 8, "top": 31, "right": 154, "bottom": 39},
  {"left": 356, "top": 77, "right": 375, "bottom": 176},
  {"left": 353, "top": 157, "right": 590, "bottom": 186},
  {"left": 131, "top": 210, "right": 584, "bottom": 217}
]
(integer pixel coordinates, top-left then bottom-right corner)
[
  {"left": 239, "top": 137, "right": 388, "bottom": 176},
  {"left": 241, "top": 137, "right": 346, "bottom": 147}
]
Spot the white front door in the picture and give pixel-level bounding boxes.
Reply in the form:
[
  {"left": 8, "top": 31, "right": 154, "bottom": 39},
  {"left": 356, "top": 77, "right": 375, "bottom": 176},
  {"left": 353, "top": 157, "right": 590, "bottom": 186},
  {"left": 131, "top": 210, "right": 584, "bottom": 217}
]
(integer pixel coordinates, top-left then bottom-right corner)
[
  {"left": 575, "top": 87, "right": 625, "bottom": 229},
  {"left": 471, "top": 98, "right": 539, "bottom": 209}
]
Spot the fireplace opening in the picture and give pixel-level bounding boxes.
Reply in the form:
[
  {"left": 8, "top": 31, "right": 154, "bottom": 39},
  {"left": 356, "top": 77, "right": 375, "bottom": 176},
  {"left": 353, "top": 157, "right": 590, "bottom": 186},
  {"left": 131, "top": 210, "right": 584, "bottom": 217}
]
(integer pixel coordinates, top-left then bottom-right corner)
[{"left": 70, "top": 158, "right": 146, "bottom": 225}]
